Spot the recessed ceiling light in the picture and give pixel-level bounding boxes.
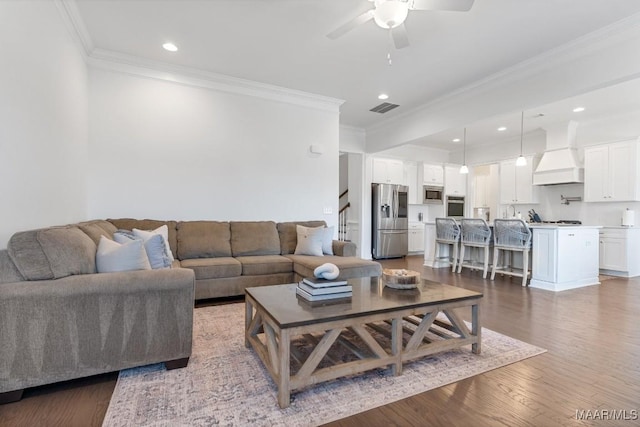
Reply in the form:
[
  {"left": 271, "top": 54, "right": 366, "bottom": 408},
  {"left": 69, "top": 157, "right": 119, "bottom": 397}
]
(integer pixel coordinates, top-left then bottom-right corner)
[
  {"left": 452, "top": 138, "right": 460, "bottom": 142},
  {"left": 497, "top": 126, "right": 507, "bottom": 131},
  {"left": 162, "top": 42, "right": 178, "bottom": 52},
  {"left": 378, "top": 93, "right": 389, "bottom": 100},
  {"left": 573, "top": 107, "right": 585, "bottom": 112}
]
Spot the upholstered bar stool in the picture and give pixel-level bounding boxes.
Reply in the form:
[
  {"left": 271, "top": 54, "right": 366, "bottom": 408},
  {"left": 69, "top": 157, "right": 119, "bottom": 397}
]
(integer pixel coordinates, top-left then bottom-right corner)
[
  {"left": 490, "top": 219, "right": 532, "bottom": 286},
  {"left": 434, "top": 217, "right": 461, "bottom": 272},
  {"left": 457, "top": 218, "right": 492, "bottom": 278}
]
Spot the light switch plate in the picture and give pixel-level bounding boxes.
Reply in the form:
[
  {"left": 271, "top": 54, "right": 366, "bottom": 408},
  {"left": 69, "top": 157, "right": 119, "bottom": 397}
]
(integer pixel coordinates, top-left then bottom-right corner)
[{"left": 323, "top": 207, "right": 333, "bottom": 215}]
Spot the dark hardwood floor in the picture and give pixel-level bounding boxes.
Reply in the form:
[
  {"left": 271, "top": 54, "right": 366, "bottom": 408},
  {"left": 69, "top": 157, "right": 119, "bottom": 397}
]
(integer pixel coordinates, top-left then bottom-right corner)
[{"left": 2, "top": 256, "right": 639, "bottom": 426}]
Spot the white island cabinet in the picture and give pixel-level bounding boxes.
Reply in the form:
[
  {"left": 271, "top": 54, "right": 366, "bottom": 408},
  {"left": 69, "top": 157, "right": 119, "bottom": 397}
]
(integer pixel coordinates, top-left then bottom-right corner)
[{"left": 530, "top": 225, "right": 601, "bottom": 292}]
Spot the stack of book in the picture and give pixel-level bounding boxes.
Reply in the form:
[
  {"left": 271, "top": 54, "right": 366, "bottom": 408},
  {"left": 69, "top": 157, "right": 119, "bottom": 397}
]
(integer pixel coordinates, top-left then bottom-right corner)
[{"left": 296, "top": 277, "right": 352, "bottom": 302}]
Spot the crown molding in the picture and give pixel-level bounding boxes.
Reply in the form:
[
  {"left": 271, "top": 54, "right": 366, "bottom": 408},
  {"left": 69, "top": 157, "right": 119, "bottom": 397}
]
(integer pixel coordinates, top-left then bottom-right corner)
[
  {"left": 54, "top": 0, "right": 93, "bottom": 58},
  {"left": 55, "top": 0, "right": 343, "bottom": 113},
  {"left": 88, "top": 49, "right": 344, "bottom": 113},
  {"left": 367, "top": 12, "right": 640, "bottom": 135}
]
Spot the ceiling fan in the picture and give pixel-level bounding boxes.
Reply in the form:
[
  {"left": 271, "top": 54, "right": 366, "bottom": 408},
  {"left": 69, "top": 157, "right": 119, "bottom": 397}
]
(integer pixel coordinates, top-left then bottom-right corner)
[{"left": 327, "top": 0, "right": 474, "bottom": 49}]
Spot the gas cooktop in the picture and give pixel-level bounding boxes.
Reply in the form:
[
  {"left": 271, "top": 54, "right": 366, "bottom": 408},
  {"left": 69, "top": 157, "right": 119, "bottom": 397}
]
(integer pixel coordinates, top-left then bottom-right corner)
[{"left": 540, "top": 220, "right": 582, "bottom": 225}]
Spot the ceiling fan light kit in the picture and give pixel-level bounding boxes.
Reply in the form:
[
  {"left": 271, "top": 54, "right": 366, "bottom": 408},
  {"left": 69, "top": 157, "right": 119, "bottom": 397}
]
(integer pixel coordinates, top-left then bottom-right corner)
[{"left": 373, "top": 1, "right": 409, "bottom": 29}]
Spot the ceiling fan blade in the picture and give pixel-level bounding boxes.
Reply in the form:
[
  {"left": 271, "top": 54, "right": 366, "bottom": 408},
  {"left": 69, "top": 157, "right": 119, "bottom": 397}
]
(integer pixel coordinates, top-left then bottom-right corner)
[
  {"left": 391, "top": 24, "right": 410, "bottom": 49},
  {"left": 409, "top": 0, "right": 474, "bottom": 11},
  {"left": 326, "top": 10, "right": 374, "bottom": 40}
]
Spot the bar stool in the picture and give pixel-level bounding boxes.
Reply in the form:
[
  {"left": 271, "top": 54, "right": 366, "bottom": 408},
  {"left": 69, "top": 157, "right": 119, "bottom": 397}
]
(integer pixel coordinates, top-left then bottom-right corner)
[
  {"left": 434, "top": 217, "right": 461, "bottom": 272},
  {"left": 457, "top": 218, "right": 492, "bottom": 278},
  {"left": 490, "top": 219, "right": 532, "bottom": 286}
]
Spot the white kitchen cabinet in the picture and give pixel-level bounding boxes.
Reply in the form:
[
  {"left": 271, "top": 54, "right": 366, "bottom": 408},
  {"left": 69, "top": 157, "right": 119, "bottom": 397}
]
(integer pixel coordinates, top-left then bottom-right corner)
[
  {"left": 599, "top": 227, "right": 640, "bottom": 277},
  {"left": 499, "top": 157, "right": 539, "bottom": 204},
  {"left": 444, "top": 165, "right": 466, "bottom": 196},
  {"left": 584, "top": 139, "right": 640, "bottom": 202},
  {"left": 403, "top": 161, "right": 420, "bottom": 204},
  {"left": 530, "top": 226, "right": 600, "bottom": 291},
  {"left": 423, "top": 164, "right": 444, "bottom": 186},
  {"left": 408, "top": 222, "right": 425, "bottom": 252},
  {"left": 474, "top": 174, "right": 489, "bottom": 207},
  {"left": 373, "top": 158, "right": 404, "bottom": 185}
]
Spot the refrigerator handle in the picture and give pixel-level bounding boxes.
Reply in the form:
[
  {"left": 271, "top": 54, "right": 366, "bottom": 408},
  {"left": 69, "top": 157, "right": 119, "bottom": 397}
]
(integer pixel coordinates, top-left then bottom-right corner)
[{"left": 393, "top": 189, "right": 398, "bottom": 219}]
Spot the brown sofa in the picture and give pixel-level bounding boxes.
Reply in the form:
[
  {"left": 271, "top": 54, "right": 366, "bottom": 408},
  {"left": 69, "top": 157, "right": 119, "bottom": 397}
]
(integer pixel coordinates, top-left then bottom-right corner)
[
  {"left": 0, "top": 218, "right": 379, "bottom": 403},
  {"left": 108, "top": 218, "right": 382, "bottom": 300}
]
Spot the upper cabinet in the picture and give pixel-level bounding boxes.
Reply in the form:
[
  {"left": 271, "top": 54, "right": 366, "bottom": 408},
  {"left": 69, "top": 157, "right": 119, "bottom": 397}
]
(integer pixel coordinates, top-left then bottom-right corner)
[
  {"left": 444, "top": 165, "right": 467, "bottom": 196},
  {"left": 403, "top": 161, "right": 420, "bottom": 204},
  {"left": 474, "top": 174, "right": 490, "bottom": 208},
  {"left": 372, "top": 158, "right": 404, "bottom": 185},
  {"left": 584, "top": 139, "right": 640, "bottom": 202},
  {"left": 423, "top": 164, "right": 444, "bottom": 186},
  {"left": 499, "top": 156, "right": 539, "bottom": 204}
]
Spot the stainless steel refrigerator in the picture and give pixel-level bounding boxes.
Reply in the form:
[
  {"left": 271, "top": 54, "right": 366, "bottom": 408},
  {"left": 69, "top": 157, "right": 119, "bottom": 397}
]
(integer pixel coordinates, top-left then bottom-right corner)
[{"left": 372, "top": 183, "right": 409, "bottom": 259}]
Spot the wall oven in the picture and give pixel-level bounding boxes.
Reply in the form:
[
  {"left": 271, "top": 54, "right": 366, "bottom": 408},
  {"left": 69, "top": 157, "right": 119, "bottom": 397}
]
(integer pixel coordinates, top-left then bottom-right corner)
[
  {"left": 446, "top": 196, "right": 465, "bottom": 218},
  {"left": 422, "top": 185, "right": 444, "bottom": 204}
]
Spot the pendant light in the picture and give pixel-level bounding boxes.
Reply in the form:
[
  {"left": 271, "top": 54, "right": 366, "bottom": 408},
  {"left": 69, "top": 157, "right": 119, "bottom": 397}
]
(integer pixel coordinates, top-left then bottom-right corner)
[
  {"left": 459, "top": 127, "right": 469, "bottom": 174},
  {"left": 516, "top": 111, "right": 527, "bottom": 166}
]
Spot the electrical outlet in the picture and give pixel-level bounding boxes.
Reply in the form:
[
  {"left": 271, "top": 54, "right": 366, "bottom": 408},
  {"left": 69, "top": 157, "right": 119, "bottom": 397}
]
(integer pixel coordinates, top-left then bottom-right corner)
[{"left": 323, "top": 207, "right": 333, "bottom": 215}]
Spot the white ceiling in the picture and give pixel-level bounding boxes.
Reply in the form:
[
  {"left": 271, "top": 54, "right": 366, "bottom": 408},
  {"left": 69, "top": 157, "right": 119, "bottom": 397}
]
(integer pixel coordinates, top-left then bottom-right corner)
[{"left": 73, "top": 0, "right": 640, "bottom": 149}]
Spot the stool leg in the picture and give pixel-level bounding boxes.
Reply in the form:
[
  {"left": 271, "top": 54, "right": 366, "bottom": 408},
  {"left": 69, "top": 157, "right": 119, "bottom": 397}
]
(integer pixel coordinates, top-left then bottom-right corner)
[
  {"left": 522, "top": 249, "right": 529, "bottom": 286},
  {"left": 433, "top": 242, "right": 439, "bottom": 268},
  {"left": 451, "top": 242, "right": 458, "bottom": 273},
  {"left": 483, "top": 246, "right": 489, "bottom": 279},
  {"left": 490, "top": 247, "right": 499, "bottom": 280},
  {"left": 458, "top": 243, "right": 465, "bottom": 273}
]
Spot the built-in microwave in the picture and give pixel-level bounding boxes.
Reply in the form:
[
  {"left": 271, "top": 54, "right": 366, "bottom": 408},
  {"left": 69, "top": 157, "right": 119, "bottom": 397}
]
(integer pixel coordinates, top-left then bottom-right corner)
[{"left": 423, "top": 185, "right": 444, "bottom": 204}]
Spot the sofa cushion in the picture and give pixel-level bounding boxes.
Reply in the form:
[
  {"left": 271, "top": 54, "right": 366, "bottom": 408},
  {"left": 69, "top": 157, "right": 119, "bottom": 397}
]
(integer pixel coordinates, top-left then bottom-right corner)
[
  {"left": 7, "top": 226, "right": 97, "bottom": 281},
  {"left": 180, "top": 257, "right": 241, "bottom": 280},
  {"left": 285, "top": 255, "right": 382, "bottom": 280},
  {"left": 108, "top": 218, "right": 178, "bottom": 257},
  {"left": 276, "top": 221, "right": 327, "bottom": 255},
  {"left": 96, "top": 236, "right": 151, "bottom": 273},
  {"left": 235, "top": 255, "right": 293, "bottom": 276},
  {"left": 177, "top": 221, "right": 231, "bottom": 259},
  {"left": 77, "top": 220, "right": 117, "bottom": 244},
  {"left": 230, "top": 221, "right": 280, "bottom": 257}
]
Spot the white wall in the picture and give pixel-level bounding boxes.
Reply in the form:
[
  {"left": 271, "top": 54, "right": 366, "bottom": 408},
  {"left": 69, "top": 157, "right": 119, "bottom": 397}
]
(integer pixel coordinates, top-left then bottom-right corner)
[
  {"left": 88, "top": 69, "right": 339, "bottom": 226},
  {"left": 0, "top": 2, "right": 88, "bottom": 248}
]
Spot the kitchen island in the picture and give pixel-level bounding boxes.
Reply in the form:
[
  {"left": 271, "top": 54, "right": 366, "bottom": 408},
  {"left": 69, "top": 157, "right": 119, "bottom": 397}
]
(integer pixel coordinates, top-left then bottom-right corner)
[
  {"left": 424, "top": 222, "right": 602, "bottom": 292},
  {"left": 529, "top": 225, "right": 601, "bottom": 291}
]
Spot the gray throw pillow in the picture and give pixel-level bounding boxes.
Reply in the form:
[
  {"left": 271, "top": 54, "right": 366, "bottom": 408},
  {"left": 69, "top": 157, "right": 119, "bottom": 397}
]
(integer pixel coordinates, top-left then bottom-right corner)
[{"left": 114, "top": 230, "right": 171, "bottom": 269}]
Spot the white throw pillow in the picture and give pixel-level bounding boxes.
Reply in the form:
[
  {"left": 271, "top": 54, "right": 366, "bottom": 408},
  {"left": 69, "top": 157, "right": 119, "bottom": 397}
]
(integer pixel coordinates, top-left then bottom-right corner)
[
  {"left": 294, "top": 225, "right": 324, "bottom": 257},
  {"left": 133, "top": 225, "right": 174, "bottom": 262},
  {"left": 96, "top": 236, "right": 151, "bottom": 273}
]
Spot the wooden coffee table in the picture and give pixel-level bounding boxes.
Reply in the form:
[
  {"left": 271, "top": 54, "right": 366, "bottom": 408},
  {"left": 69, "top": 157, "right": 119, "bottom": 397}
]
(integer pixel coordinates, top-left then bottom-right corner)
[{"left": 245, "top": 277, "right": 482, "bottom": 408}]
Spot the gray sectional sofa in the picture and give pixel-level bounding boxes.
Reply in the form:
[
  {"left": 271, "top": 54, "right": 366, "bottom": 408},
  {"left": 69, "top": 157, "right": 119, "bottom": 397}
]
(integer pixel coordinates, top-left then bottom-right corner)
[{"left": 0, "top": 218, "right": 380, "bottom": 403}]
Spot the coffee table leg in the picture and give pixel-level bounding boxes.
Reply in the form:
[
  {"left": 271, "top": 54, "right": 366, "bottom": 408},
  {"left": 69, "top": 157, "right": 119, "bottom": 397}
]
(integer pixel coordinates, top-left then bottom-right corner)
[
  {"left": 391, "top": 317, "right": 403, "bottom": 376},
  {"left": 472, "top": 302, "right": 481, "bottom": 354},
  {"left": 245, "top": 299, "right": 253, "bottom": 348},
  {"left": 277, "top": 328, "right": 291, "bottom": 408}
]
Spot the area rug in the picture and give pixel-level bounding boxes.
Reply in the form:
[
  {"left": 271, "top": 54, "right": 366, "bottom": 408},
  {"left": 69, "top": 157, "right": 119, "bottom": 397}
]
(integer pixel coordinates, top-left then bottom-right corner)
[{"left": 103, "top": 303, "right": 546, "bottom": 427}]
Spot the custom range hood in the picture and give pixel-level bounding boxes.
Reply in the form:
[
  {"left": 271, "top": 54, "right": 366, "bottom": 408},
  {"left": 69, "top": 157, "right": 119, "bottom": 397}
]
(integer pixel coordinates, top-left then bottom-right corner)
[{"left": 533, "top": 120, "right": 584, "bottom": 186}]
